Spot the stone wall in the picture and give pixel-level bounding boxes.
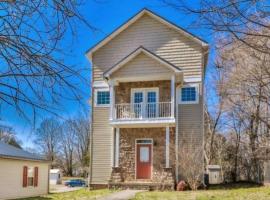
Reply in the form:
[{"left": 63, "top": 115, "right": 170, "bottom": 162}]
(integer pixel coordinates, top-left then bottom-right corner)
[
  {"left": 115, "top": 81, "right": 171, "bottom": 104},
  {"left": 119, "top": 127, "right": 175, "bottom": 182}
]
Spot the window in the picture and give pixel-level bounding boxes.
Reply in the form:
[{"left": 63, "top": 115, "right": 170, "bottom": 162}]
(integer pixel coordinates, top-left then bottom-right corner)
[
  {"left": 140, "top": 147, "right": 150, "bottom": 162},
  {"left": 95, "top": 89, "right": 110, "bottom": 106},
  {"left": 27, "top": 167, "right": 34, "bottom": 186},
  {"left": 179, "top": 84, "right": 199, "bottom": 104}
]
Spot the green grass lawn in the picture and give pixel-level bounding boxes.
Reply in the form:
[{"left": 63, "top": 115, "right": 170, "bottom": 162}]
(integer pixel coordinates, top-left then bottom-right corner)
[
  {"left": 16, "top": 189, "right": 115, "bottom": 200},
  {"left": 133, "top": 183, "right": 270, "bottom": 200}
]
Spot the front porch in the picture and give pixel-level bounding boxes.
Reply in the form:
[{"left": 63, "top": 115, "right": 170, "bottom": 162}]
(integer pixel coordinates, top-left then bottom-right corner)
[{"left": 109, "top": 127, "right": 175, "bottom": 190}]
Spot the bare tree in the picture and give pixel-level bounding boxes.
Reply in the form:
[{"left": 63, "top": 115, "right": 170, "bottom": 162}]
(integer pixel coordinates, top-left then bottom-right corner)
[
  {"left": 0, "top": 124, "right": 21, "bottom": 148},
  {"left": 35, "top": 118, "right": 61, "bottom": 167},
  {"left": 178, "top": 145, "right": 203, "bottom": 190},
  {"left": 214, "top": 32, "right": 270, "bottom": 182},
  {"left": 163, "top": 0, "right": 270, "bottom": 54},
  {"left": 0, "top": 1, "right": 94, "bottom": 122},
  {"left": 60, "top": 119, "right": 77, "bottom": 176},
  {"left": 72, "top": 112, "right": 90, "bottom": 177}
]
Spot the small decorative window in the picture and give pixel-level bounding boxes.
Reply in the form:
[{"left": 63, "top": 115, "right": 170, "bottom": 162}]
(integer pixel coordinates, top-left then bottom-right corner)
[
  {"left": 95, "top": 89, "right": 110, "bottom": 106},
  {"left": 179, "top": 85, "right": 199, "bottom": 104}
]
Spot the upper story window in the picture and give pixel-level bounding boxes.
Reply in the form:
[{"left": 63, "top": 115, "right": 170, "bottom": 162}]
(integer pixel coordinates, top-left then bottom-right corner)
[
  {"left": 179, "top": 84, "right": 199, "bottom": 104},
  {"left": 95, "top": 89, "right": 110, "bottom": 107}
]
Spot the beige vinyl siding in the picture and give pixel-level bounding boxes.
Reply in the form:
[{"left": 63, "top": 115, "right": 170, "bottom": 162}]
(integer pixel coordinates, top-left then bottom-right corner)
[
  {"left": 0, "top": 158, "right": 49, "bottom": 200},
  {"left": 91, "top": 107, "right": 113, "bottom": 184},
  {"left": 111, "top": 52, "right": 173, "bottom": 79},
  {"left": 92, "top": 14, "right": 202, "bottom": 82},
  {"left": 177, "top": 84, "right": 204, "bottom": 179}
]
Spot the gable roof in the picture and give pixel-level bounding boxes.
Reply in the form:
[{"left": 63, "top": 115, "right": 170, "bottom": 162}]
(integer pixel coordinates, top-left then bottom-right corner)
[
  {"left": 103, "top": 46, "right": 181, "bottom": 78},
  {"left": 86, "top": 8, "right": 208, "bottom": 57},
  {"left": 0, "top": 141, "right": 48, "bottom": 162}
]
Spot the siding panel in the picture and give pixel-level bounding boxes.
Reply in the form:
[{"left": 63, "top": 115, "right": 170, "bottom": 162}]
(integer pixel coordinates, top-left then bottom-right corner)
[
  {"left": 92, "top": 14, "right": 203, "bottom": 82},
  {"left": 0, "top": 159, "right": 49, "bottom": 200},
  {"left": 177, "top": 85, "right": 204, "bottom": 180},
  {"left": 91, "top": 107, "right": 113, "bottom": 184},
  {"left": 112, "top": 53, "right": 173, "bottom": 79}
]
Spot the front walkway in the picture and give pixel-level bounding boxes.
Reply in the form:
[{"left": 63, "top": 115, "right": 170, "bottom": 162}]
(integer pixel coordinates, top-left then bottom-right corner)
[{"left": 98, "top": 190, "right": 143, "bottom": 200}]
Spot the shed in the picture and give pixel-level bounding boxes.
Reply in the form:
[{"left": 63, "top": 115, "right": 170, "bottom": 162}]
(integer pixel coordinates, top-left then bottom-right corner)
[
  {"left": 0, "top": 141, "right": 50, "bottom": 200},
  {"left": 49, "top": 169, "right": 62, "bottom": 185},
  {"left": 207, "top": 165, "right": 223, "bottom": 184}
]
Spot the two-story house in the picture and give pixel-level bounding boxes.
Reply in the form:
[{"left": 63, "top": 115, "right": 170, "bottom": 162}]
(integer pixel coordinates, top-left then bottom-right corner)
[{"left": 86, "top": 9, "right": 208, "bottom": 189}]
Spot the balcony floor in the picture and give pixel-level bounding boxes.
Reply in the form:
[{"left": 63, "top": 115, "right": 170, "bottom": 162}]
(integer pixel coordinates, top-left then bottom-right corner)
[{"left": 109, "top": 118, "right": 175, "bottom": 128}]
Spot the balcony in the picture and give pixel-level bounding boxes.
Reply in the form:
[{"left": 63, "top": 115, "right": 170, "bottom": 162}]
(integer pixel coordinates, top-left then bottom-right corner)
[{"left": 110, "top": 102, "right": 175, "bottom": 127}]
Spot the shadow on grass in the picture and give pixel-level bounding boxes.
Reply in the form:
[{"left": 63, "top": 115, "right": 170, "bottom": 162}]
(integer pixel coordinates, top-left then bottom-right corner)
[
  {"left": 11, "top": 194, "right": 58, "bottom": 200},
  {"left": 208, "top": 181, "right": 262, "bottom": 190}
]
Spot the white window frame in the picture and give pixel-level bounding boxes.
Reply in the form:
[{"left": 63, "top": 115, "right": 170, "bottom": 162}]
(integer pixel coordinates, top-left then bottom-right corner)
[
  {"left": 94, "top": 88, "right": 110, "bottom": 107},
  {"left": 179, "top": 84, "right": 199, "bottom": 104},
  {"left": 131, "top": 88, "right": 159, "bottom": 104},
  {"left": 27, "top": 166, "right": 34, "bottom": 187}
]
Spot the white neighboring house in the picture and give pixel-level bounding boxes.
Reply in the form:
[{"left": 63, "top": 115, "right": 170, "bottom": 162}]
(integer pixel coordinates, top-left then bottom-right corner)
[
  {"left": 0, "top": 141, "right": 50, "bottom": 200},
  {"left": 49, "top": 169, "right": 62, "bottom": 185}
]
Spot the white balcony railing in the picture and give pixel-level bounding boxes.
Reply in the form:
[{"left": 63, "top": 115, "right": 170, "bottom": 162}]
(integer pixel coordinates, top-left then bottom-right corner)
[{"left": 113, "top": 102, "right": 173, "bottom": 120}]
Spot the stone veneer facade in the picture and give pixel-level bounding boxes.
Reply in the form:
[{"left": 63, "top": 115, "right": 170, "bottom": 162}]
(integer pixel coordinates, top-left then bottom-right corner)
[
  {"left": 109, "top": 81, "right": 175, "bottom": 189},
  {"left": 115, "top": 80, "right": 171, "bottom": 103},
  {"left": 119, "top": 127, "right": 175, "bottom": 182}
]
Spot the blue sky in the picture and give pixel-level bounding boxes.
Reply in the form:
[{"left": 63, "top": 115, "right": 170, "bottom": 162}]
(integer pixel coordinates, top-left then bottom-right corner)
[{"left": 2, "top": 0, "right": 214, "bottom": 148}]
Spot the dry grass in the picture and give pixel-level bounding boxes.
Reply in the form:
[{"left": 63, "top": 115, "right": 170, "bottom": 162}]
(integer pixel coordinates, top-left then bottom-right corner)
[{"left": 133, "top": 183, "right": 270, "bottom": 200}]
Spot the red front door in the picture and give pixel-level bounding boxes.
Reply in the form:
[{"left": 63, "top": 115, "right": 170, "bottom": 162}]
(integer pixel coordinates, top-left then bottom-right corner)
[{"left": 136, "top": 144, "right": 152, "bottom": 179}]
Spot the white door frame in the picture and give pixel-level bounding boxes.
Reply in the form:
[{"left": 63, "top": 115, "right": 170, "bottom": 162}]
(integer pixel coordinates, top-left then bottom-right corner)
[{"left": 135, "top": 138, "right": 153, "bottom": 180}]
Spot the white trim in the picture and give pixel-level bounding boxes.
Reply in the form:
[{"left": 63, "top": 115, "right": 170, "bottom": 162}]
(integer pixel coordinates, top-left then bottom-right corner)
[
  {"left": 115, "top": 128, "right": 120, "bottom": 167},
  {"left": 166, "top": 126, "right": 170, "bottom": 168},
  {"left": 110, "top": 118, "right": 176, "bottom": 128},
  {"left": 171, "top": 75, "right": 175, "bottom": 118},
  {"left": 86, "top": 9, "right": 208, "bottom": 58},
  {"left": 175, "top": 82, "right": 182, "bottom": 183},
  {"left": 94, "top": 88, "right": 110, "bottom": 107},
  {"left": 131, "top": 88, "right": 159, "bottom": 119},
  {"left": 109, "top": 83, "right": 115, "bottom": 119},
  {"left": 93, "top": 81, "right": 109, "bottom": 88},
  {"left": 184, "top": 77, "right": 202, "bottom": 83},
  {"left": 104, "top": 47, "right": 180, "bottom": 78},
  {"left": 111, "top": 128, "right": 115, "bottom": 167},
  {"left": 131, "top": 87, "right": 159, "bottom": 104},
  {"left": 179, "top": 83, "right": 199, "bottom": 104},
  {"left": 135, "top": 138, "right": 153, "bottom": 180}
]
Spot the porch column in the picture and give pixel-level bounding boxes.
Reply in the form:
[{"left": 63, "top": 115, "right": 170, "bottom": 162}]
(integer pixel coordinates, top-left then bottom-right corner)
[
  {"left": 109, "top": 81, "right": 115, "bottom": 120},
  {"left": 115, "top": 128, "right": 120, "bottom": 167},
  {"left": 171, "top": 75, "right": 175, "bottom": 118},
  {"left": 166, "top": 126, "right": 170, "bottom": 168}
]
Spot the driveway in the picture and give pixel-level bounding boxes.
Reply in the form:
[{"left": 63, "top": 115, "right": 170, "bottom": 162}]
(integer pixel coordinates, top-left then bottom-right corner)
[{"left": 50, "top": 184, "right": 83, "bottom": 193}]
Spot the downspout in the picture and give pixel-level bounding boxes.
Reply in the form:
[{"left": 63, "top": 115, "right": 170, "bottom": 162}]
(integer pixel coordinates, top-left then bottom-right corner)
[
  {"left": 202, "top": 47, "right": 208, "bottom": 185},
  {"left": 175, "top": 79, "right": 182, "bottom": 184}
]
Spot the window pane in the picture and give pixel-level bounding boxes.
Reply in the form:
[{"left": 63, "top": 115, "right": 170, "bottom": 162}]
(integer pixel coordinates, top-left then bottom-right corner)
[
  {"left": 140, "top": 147, "right": 149, "bottom": 162},
  {"left": 134, "top": 92, "right": 143, "bottom": 103},
  {"left": 181, "top": 87, "right": 197, "bottom": 102},
  {"left": 97, "top": 91, "right": 110, "bottom": 105},
  {"left": 147, "top": 92, "right": 156, "bottom": 103},
  {"left": 27, "top": 167, "right": 34, "bottom": 186},
  {"left": 28, "top": 177, "right": 34, "bottom": 186}
]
